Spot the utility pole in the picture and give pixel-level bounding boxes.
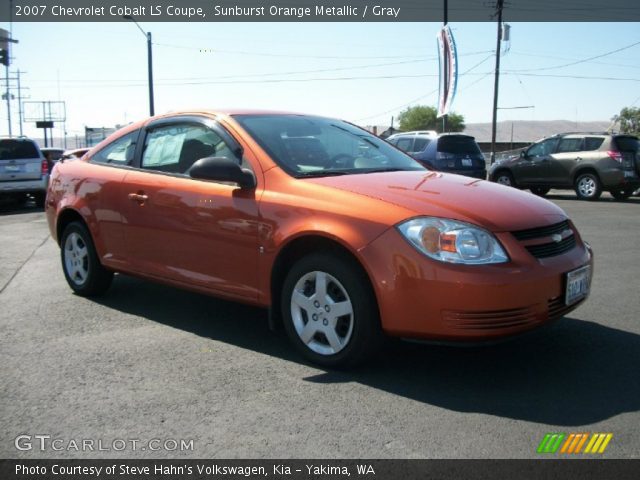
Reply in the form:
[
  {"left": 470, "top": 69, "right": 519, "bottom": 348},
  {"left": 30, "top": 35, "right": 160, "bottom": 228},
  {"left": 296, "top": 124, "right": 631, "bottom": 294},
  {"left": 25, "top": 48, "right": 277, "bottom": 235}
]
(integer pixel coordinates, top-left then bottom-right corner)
[
  {"left": 123, "top": 15, "right": 155, "bottom": 116},
  {"left": 17, "top": 69, "right": 23, "bottom": 136},
  {"left": 490, "top": 0, "right": 504, "bottom": 164}
]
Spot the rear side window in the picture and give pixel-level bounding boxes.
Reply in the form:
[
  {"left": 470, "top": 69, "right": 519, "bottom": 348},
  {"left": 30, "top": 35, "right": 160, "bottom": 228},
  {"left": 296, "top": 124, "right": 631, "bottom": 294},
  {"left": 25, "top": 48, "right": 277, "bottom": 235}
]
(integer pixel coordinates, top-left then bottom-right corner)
[
  {"left": 556, "top": 138, "right": 583, "bottom": 153},
  {"left": 91, "top": 131, "right": 138, "bottom": 165},
  {"left": 395, "top": 138, "right": 414, "bottom": 152},
  {"left": 584, "top": 137, "right": 604, "bottom": 151},
  {"left": 614, "top": 136, "right": 639, "bottom": 152},
  {"left": 437, "top": 136, "right": 481, "bottom": 155},
  {"left": 413, "top": 138, "right": 430, "bottom": 152},
  {"left": 0, "top": 139, "right": 40, "bottom": 160}
]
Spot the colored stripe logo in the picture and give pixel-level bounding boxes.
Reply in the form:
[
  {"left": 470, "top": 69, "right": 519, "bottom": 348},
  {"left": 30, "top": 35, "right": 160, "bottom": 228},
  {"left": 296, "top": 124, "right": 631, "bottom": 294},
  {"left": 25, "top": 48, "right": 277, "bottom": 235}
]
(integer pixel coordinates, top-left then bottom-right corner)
[{"left": 537, "top": 433, "right": 612, "bottom": 454}]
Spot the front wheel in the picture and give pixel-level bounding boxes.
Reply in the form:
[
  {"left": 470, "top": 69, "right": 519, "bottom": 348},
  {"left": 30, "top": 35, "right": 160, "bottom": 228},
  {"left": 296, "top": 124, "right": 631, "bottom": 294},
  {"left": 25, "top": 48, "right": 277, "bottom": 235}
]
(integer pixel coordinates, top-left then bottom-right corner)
[
  {"left": 494, "top": 170, "right": 516, "bottom": 188},
  {"left": 60, "top": 222, "right": 113, "bottom": 296},
  {"left": 574, "top": 173, "right": 602, "bottom": 201},
  {"left": 281, "top": 253, "right": 382, "bottom": 368}
]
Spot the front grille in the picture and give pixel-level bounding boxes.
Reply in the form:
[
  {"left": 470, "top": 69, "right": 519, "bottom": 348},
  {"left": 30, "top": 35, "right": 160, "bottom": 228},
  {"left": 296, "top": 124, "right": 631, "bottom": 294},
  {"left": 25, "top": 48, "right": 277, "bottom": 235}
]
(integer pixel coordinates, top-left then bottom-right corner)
[
  {"left": 512, "top": 220, "right": 571, "bottom": 241},
  {"left": 511, "top": 220, "right": 577, "bottom": 259},
  {"left": 525, "top": 235, "right": 577, "bottom": 259},
  {"left": 442, "top": 306, "right": 538, "bottom": 330}
]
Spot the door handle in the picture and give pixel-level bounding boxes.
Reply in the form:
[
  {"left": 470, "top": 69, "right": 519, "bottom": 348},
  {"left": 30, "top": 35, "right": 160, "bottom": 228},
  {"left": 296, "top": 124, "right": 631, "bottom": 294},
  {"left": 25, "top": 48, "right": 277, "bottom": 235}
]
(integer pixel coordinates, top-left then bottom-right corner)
[{"left": 128, "top": 192, "right": 148, "bottom": 203}]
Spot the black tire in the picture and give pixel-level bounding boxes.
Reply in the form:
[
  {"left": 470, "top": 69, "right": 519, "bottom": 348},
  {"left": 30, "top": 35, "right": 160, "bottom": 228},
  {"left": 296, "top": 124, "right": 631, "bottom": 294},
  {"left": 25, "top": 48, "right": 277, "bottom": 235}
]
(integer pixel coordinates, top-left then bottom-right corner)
[
  {"left": 530, "top": 187, "right": 550, "bottom": 197},
  {"left": 33, "top": 192, "right": 46, "bottom": 208},
  {"left": 494, "top": 170, "right": 516, "bottom": 188},
  {"left": 281, "top": 252, "right": 382, "bottom": 368},
  {"left": 60, "top": 221, "right": 113, "bottom": 296},
  {"left": 574, "top": 172, "right": 602, "bottom": 201},
  {"left": 610, "top": 188, "right": 633, "bottom": 201}
]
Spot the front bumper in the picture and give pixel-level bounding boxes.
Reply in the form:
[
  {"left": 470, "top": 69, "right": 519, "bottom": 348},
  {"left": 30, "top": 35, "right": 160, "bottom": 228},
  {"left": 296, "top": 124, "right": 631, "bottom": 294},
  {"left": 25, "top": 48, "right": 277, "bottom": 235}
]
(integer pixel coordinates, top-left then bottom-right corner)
[{"left": 359, "top": 225, "right": 593, "bottom": 340}]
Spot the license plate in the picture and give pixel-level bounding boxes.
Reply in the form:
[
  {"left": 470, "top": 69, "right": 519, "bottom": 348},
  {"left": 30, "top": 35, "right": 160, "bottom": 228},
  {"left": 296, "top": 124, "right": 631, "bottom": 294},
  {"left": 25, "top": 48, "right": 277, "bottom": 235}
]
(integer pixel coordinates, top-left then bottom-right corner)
[
  {"left": 5, "top": 165, "right": 20, "bottom": 172},
  {"left": 461, "top": 158, "right": 472, "bottom": 167},
  {"left": 565, "top": 265, "right": 591, "bottom": 306}
]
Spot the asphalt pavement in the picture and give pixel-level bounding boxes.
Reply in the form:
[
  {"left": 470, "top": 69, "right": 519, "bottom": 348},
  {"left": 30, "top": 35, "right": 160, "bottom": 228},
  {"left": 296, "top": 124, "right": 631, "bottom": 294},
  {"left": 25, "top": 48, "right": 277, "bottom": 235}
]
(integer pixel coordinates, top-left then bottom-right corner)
[{"left": 1, "top": 192, "right": 639, "bottom": 459}]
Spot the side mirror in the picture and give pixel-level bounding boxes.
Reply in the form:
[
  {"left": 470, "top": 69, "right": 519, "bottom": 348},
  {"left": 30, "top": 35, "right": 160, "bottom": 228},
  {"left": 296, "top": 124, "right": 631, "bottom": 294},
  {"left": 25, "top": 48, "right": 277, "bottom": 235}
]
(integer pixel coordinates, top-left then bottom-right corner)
[
  {"left": 520, "top": 150, "right": 526, "bottom": 159},
  {"left": 189, "top": 157, "right": 256, "bottom": 189}
]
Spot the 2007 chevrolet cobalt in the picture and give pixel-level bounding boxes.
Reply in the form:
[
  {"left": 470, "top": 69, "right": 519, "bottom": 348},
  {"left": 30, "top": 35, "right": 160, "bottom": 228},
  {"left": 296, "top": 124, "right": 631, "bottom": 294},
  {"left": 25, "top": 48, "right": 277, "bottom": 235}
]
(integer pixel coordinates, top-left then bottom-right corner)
[{"left": 46, "top": 110, "right": 593, "bottom": 366}]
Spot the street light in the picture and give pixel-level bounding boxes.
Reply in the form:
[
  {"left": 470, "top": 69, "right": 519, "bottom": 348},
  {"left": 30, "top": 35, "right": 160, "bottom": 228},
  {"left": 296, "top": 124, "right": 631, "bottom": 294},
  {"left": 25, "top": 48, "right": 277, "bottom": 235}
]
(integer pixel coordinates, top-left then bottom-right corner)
[{"left": 123, "top": 15, "right": 154, "bottom": 116}]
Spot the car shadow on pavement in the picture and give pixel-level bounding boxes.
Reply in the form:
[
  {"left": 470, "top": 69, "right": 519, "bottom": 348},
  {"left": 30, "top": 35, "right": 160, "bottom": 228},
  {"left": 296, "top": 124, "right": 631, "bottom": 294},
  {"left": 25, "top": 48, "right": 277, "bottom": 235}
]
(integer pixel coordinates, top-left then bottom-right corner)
[
  {"left": 96, "top": 275, "right": 639, "bottom": 427},
  {"left": 544, "top": 192, "right": 640, "bottom": 203},
  {"left": 0, "top": 199, "right": 43, "bottom": 216}
]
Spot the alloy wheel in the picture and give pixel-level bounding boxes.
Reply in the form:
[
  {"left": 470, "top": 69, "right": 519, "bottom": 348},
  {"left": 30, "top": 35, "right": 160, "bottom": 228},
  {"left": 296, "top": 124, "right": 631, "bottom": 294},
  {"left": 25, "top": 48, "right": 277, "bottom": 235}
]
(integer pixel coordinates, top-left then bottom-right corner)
[
  {"left": 290, "top": 271, "right": 354, "bottom": 356},
  {"left": 64, "top": 232, "right": 90, "bottom": 286}
]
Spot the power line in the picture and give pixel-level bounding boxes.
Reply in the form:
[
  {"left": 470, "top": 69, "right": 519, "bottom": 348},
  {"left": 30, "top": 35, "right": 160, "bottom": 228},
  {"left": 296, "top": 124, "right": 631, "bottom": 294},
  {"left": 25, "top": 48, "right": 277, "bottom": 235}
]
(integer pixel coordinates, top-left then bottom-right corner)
[
  {"left": 505, "top": 40, "right": 640, "bottom": 73},
  {"left": 355, "top": 54, "right": 495, "bottom": 123}
]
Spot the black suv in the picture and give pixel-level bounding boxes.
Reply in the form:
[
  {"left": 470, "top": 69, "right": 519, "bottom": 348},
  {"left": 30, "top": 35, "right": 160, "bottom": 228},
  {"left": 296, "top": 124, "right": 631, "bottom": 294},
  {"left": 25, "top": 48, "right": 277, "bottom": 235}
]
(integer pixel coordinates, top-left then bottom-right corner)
[{"left": 488, "top": 132, "right": 640, "bottom": 200}]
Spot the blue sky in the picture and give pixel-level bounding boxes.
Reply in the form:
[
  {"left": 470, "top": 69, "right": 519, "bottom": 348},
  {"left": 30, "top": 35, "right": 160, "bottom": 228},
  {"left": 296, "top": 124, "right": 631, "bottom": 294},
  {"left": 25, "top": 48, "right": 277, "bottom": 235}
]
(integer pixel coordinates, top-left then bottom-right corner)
[{"left": 3, "top": 21, "right": 640, "bottom": 140}]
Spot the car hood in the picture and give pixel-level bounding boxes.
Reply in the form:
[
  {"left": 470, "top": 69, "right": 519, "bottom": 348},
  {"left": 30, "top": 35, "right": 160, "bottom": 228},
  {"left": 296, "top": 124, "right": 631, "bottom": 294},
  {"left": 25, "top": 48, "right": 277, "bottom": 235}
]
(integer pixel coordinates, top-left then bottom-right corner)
[{"left": 306, "top": 171, "right": 567, "bottom": 232}]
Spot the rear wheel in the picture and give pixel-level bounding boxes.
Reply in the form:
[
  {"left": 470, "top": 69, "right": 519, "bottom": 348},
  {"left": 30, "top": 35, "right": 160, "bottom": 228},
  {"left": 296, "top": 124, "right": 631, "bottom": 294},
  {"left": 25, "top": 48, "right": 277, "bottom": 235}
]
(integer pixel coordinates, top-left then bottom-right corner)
[
  {"left": 610, "top": 188, "right": 633, "bottom": 201},
  {"left": 60, "top": 222, "right": 113, "bottom": 296},
  {"left": 574, "top": 173, "right": 602, "bottom": 201},
  {"left": 530, "top": 187, "right": 550, "bottom": 197},
  {"left": 281, "top": 252, "right": 382, "bottom": 368},
  {"left": 494, "top": 170, "right": 516, "bottom": 188}
]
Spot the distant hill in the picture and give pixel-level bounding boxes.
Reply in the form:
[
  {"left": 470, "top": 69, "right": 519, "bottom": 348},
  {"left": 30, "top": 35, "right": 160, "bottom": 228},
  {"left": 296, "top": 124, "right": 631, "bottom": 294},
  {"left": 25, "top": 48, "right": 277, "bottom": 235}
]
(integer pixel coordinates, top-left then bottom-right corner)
[{"left": 464, "top": 120, "right": 617, "bottom": 143}]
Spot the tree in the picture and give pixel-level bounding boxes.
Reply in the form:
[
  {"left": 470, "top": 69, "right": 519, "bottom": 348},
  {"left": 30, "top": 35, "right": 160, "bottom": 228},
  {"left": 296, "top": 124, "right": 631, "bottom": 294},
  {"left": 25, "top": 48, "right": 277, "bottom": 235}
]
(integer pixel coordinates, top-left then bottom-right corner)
[
  {"left": 613, "top": 107, "right": 640, "bottom": 136},
  {"left": 397, "top": 105, "right": 465, "bottom": 133}
]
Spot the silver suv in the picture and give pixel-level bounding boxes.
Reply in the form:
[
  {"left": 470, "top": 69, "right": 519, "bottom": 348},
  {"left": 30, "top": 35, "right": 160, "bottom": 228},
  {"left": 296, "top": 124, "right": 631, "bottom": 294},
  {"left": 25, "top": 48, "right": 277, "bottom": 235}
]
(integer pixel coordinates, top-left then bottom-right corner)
[{"left": 0, "top": 137, "right": 49, "bottom": 207}]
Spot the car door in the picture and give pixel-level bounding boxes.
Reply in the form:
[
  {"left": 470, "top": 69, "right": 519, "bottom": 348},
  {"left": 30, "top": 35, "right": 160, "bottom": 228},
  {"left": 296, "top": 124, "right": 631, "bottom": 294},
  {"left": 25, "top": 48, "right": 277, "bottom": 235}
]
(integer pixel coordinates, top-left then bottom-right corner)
[
  {"left": 513, "top": 137, "right": 559, "bottom": 185},
  {"left": 546, "top": 136, "right": 584, "bottom": 186},
  {"left": 83, "top": 130, "right": 140, "bottom": 269},
  {"left": 121, "top": 117, "right": 262, "bottom": 301}
]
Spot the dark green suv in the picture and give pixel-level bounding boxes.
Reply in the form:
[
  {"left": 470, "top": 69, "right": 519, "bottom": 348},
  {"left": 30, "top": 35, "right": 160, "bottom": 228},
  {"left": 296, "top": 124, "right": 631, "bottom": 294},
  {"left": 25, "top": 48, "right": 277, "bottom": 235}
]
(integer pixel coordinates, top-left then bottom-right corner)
[{"left": 488, "top": 133, "right": 640, "bottom": 200}]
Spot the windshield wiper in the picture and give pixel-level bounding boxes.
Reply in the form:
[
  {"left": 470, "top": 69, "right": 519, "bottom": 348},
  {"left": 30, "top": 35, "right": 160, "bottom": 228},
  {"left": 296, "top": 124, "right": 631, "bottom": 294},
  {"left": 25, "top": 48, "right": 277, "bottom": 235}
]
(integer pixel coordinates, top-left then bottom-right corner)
[
  {"left": 296, "top": 170, "right": 351, "bottom": 178},
  {"left": 359, "top": 167, "right": 409, "bottom": 174}
]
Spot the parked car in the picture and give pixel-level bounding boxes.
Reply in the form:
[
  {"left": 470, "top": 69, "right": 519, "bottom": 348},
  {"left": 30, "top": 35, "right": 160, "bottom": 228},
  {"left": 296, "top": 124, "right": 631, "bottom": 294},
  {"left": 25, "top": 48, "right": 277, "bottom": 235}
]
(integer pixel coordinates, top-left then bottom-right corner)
[
  {"left": 488, "top": 132, "right": 640, "bottom": 200},
  {"left": 46, "top": 110, "right": 592, "bottom": 367},
  {"left": 41, "top": 147, "right": 65, "bottom": 172},
  {"left": 390, "top": 132, "right": 486, "bottom": 179},
  {"left": 61, "top": 148, "right": 90, "bottom": 161},
  {"left": 0, "top": 136, "right": 49, "bottom": 207}
]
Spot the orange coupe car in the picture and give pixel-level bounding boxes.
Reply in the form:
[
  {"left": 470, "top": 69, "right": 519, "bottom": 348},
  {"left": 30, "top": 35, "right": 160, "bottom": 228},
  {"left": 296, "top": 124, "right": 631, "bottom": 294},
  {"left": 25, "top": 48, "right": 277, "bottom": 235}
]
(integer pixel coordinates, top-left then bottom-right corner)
[{"left": 46, "top": 110, "right": 593, "bottom": 366}]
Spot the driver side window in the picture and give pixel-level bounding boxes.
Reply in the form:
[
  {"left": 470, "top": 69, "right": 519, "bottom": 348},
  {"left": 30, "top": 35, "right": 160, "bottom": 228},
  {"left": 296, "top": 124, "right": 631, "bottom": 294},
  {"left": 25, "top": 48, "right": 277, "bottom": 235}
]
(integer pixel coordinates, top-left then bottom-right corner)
[
  {"left": 142, "top": 124, "right": 238, "bottom": 175},
  {"left": 527, "top": 138, "right": 558, "bottom": 157}
]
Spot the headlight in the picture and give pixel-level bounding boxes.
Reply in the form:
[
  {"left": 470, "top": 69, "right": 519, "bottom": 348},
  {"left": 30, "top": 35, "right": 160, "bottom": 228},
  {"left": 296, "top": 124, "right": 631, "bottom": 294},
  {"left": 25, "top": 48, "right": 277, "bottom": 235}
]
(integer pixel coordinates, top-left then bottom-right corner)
[{"left": 397, "top": 217, "right": 508, "bottom": 265}]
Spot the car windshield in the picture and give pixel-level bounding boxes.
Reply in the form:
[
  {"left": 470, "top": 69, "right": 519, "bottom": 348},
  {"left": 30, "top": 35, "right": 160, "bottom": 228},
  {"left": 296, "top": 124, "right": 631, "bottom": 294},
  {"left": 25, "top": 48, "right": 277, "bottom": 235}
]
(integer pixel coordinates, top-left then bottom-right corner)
[
  {"left": 0, "top": 139, "right": 39, "bottom": 160},
  {"left": 233, "top": 114, "right": 425, "bottom": 177}
]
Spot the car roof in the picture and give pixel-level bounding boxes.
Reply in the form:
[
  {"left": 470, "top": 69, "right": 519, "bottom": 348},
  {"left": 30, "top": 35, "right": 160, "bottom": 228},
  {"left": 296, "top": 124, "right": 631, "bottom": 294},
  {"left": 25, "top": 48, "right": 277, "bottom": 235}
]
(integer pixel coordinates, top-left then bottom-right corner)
[{"left": 389, "top": 130, "right": 437, "bottom": 138}]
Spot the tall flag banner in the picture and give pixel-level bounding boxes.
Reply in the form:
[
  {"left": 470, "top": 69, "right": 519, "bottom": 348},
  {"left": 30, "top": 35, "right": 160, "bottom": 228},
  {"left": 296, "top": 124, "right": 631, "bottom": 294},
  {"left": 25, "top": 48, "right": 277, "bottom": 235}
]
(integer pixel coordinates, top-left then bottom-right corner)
[{"left": 437, "top": 25, "right": 458, "bottom": 118}]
